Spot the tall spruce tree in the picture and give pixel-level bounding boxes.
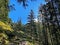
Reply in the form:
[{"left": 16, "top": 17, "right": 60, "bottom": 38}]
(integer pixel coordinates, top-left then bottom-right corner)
[
  {"left": 0, "top": 0, "right": 9, "bottom": 22},
  {"left": 39, "top": 0, "right": 60, "bottom": 45},
  {"left": 26, "top": 10, "right": 38, "bottom": 44},
  {"left": 0, "top": 0, "right": 14, "bottom": 45}
]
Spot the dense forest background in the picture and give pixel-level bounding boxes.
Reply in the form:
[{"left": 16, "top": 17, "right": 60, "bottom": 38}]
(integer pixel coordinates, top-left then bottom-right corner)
[{"left": 0, "top": 0, "right": 60, "bottom": 45}]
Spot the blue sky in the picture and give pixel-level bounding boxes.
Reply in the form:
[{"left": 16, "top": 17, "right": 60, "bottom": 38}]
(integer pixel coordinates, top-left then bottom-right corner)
[{"left": 9, "top": 0, "right": 45, "bottom": 24}]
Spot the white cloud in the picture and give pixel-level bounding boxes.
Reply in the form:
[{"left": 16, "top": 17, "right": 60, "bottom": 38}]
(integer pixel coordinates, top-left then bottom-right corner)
[{"left": 34, "top": 18, "right": 38, "bottom": 22}]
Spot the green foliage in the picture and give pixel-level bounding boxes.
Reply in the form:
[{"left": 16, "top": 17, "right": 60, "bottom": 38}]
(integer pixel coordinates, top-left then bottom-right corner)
[
  {"left": 39, "top": 0, "right": 60, "bottom": 45},
  {"left": 17, "top": 0, "right": 36, "bottom": 7},
  {"left": 0, "top": 0, "right": 8, "bottom": 22},
  {"left": 0, "top": 21, "right": 13, "bottom": 45},
  {"left": 0, "top": 0, "right": 14, "bottom": 45},
  {"left": 25, "top": 10, "right": 39, "bottom": 44},
  {"left": 0, "top": 33, "right": 9, "bottom": 45},
  {"left": 0, "top": 21, "right": 13, "bottom": 32},
  {"left": 0, "top": 0, "right": 60, "bottom": 45}
]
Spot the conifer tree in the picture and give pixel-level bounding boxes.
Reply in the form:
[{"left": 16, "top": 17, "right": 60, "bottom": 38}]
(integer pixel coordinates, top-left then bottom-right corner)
[{"left": 26, "top": 10, "right": 38, "bottom": 44}]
